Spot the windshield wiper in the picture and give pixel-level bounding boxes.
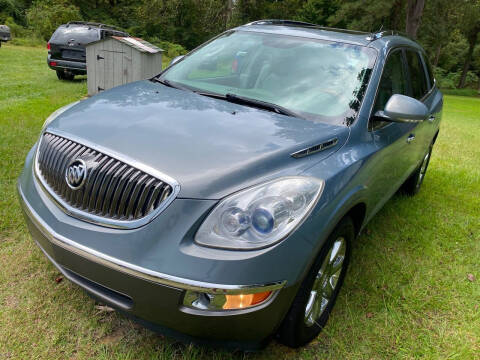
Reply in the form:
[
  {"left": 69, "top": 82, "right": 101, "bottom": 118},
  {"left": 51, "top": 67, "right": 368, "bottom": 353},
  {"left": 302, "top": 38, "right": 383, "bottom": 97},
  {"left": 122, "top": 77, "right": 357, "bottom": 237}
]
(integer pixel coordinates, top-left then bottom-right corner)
[
  {"left": 153, "top": 81, "right": 303, "bottom": 119},
  {"left": 152, "top": 77, "right": 192, "bottom": 92},
  {"left": 224, "top": 93, "right": 303, "bottom": 119}
]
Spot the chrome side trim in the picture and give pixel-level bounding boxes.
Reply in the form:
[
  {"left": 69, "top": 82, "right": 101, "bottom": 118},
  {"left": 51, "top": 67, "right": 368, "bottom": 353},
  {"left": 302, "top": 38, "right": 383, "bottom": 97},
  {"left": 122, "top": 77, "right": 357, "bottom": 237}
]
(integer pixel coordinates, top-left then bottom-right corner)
[
  {"left": 18, "top": 183, "right": 286, "bottom": 295},
  {"left": 34, "top": 129, "right": 181, "bottom": 229}
]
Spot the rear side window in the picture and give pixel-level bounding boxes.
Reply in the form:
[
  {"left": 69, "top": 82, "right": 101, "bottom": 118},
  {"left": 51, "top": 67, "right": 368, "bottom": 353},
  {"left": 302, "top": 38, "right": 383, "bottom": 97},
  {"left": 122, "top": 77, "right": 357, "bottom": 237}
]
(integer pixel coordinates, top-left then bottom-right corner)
[
  {"left": 50, "top": 26, "right": 99, "bottom": 43},
  {"left": 406, "top": 50, "right": 428, "bottom": 99},
  {"left": 373, "top": 50, "right": 408, "bottom": 113}
]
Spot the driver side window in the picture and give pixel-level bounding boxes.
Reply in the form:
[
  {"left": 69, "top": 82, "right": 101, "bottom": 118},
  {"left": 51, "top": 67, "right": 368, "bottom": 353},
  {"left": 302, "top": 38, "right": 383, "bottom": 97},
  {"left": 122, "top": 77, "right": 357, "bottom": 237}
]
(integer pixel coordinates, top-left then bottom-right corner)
[{"left": 370, "top": 49, "right": 408, "bottom": 130}]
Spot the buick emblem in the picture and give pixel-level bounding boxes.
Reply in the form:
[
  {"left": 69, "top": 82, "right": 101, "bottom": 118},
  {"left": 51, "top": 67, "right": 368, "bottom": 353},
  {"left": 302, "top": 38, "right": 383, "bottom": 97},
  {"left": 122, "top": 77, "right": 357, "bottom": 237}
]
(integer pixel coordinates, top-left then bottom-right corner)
[{"left": 65, "top": 159, "right": 87, "bottom": 190}]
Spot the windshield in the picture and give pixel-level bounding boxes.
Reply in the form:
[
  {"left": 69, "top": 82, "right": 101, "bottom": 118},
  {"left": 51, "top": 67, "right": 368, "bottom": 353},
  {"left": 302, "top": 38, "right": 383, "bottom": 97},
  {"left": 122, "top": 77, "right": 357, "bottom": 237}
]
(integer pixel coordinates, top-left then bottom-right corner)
[
  {"left": 50, "top": 26, "right": 100, "bottom": 44},
  {"left": 160, "top": 31, "right": 377, "bottom": 125}
]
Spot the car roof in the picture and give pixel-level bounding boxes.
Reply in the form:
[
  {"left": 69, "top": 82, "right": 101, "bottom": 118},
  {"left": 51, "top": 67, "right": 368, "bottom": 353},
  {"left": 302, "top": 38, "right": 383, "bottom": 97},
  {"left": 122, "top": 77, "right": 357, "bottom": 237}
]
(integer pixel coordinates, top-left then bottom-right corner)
[
  {"left": 59, "top": 22, "right": 125, "bottom": 32},
  {"left": 235, "top": 20, "right": 422, "bottom": 50}
]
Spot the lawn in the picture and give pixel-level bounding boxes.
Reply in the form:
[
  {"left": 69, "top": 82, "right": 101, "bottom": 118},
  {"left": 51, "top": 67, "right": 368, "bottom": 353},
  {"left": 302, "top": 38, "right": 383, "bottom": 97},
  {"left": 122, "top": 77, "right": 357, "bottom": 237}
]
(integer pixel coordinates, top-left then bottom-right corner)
[{"left": 0, "top": 44, "right": 479, "bottom": 359}]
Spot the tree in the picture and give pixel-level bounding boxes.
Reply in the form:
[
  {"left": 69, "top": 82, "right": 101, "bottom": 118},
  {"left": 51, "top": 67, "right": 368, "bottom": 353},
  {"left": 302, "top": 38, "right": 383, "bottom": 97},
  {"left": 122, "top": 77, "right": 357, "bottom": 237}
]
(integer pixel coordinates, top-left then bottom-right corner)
[
  {"left": 405, "top": 0, "right": 425, "bottom": 38},
  {"left": 296, "top": 0, "right": 340, "bottom": 26},
  {"left": 329, "top": 0, "right": 407, "bottom": 32},
  {"left": 419, "top": 0, "right": 458, "bottom": 66},
  {"left": 26, "top": 0, "right": 82, "bottom": 40},
  {"left": 458, "top": 0, "right": 480, "bottom": 88}
]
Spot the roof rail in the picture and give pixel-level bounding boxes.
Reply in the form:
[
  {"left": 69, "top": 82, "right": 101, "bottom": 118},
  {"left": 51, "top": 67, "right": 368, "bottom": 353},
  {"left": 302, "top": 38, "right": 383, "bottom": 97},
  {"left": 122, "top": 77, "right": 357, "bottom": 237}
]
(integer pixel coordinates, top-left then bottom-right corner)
[
  {"left": 245, "top": 19, "right": 370, "bottom": 35},
  {"left": 366, "top": 30, "right": 409, "bottom": 41},
  {"left": 247, "top": 19, "right": 319, "bottom": 27},
  {"left": 66, "top": 21, "right": 123, "bottom": 31}
]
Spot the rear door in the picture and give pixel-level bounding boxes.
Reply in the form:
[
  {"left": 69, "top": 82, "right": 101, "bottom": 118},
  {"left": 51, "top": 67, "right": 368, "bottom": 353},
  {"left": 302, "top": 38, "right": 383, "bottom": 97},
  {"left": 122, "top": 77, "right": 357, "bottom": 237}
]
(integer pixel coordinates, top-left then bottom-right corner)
[{"left": 419, "top": 52, "right": 443, "bottom": 144}]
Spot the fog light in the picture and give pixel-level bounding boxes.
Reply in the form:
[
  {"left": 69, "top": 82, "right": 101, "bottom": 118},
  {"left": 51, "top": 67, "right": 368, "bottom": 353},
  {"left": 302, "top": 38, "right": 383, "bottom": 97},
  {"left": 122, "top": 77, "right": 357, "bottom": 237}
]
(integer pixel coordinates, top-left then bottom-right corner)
[{"left": 183, "top": 290, "right": 273, "bottom": 311}]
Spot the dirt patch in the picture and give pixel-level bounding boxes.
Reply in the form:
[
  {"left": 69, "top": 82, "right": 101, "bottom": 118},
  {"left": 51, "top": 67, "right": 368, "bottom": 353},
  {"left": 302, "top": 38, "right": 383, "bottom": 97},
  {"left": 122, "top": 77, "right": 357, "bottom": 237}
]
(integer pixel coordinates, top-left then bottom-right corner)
[
  {"left": 3, "top": 295, "right": 19, "bottom": 309},
  {"left": 99, "top": 327, "right": 125, "bottom": 345}
]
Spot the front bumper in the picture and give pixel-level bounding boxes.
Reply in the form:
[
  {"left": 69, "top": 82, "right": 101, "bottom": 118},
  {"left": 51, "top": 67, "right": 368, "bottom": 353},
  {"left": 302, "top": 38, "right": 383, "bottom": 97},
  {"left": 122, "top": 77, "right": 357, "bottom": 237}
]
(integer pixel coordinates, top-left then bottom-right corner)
[{"left": 18, "top": 179, "right": 298, "bottom": 348}]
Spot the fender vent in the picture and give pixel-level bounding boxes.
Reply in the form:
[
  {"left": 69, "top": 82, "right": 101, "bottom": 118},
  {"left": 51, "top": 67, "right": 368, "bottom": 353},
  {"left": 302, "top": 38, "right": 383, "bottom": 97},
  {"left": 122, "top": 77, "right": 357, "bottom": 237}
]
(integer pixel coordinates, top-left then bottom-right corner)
[{"left": 291, "top": 138, "right": 338, "bottom": 159}]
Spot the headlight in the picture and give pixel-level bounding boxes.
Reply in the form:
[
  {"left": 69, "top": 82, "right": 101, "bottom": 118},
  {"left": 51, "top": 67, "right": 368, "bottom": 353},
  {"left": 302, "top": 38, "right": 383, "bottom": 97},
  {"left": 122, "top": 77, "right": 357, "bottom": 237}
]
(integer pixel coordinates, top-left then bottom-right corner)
[
  {"left": 42, "top": 101, "right": 80, "bottom": 130},
  {"left": 195, "top": 177, "right": 324, "bottom": 250}
]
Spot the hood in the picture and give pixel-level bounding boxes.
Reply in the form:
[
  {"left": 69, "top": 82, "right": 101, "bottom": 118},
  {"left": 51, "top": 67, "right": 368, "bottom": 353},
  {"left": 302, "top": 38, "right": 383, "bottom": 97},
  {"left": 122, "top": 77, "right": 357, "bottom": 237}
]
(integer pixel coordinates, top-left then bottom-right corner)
[{"left": 47, "top": 81, "right": 349, "bottom": 199}]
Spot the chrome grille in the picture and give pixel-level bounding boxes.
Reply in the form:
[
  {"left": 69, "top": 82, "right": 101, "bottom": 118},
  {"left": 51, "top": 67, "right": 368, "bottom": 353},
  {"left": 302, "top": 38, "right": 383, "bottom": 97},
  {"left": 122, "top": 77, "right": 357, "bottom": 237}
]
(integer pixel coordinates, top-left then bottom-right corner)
[{"left": 35, "top": 132, "right": 175, "bottom": 226}]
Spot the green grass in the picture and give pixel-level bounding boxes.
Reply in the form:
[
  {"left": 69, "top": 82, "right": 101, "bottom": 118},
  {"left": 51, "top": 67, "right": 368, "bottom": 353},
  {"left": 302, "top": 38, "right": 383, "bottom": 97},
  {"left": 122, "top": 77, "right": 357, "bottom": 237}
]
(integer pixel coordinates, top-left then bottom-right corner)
[{"left": 1, "top": 44, "right": 479, "bottom": 359}]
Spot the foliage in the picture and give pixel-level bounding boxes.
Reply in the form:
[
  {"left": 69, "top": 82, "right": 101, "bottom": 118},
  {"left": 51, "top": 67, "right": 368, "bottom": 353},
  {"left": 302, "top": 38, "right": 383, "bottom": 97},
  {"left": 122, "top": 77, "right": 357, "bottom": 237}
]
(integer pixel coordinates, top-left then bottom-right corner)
[
  {"left": 26, "top": 0, "right": 82, "bottom": 41},
  {"left": 146, "top": 37, "right": 188, "bottom": 58},
  {"left": 4, "top": 16, "right": 27, "bottom": 37},
  {"left": 0, "top": 0, "right": 23, "bottom": 23},
  {"left": 295, "top": 0, "right": 340, "bottom": 26},
  {"left": 1, "top": 0, "right": 479, "bottom": 89},
  {"left": 441, "top": 88, "right": 479, "bottom": 97},
  {"left": 434, "top": 67, "right": 479, "bottom": 89}
]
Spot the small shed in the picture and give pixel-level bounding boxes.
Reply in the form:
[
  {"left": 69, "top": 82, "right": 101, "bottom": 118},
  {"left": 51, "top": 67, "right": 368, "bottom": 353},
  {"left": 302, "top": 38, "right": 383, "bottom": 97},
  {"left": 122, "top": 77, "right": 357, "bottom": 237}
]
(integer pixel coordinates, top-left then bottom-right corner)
[{"left": 86, "top": 36, "right": 163, "bottom": 96}]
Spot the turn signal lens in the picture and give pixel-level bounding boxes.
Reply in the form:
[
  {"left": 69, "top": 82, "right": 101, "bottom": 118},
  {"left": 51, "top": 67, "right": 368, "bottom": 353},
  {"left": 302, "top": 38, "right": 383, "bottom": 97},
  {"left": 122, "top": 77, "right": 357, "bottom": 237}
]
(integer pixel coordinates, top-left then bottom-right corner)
[{"left": 223, "top": 291, "right": 272, "bottom": 310}]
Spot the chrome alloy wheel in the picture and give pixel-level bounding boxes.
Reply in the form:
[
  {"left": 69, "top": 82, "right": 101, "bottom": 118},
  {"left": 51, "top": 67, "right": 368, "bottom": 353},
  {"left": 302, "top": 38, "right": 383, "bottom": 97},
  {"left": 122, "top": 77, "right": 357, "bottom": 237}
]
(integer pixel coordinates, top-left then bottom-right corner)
[
  {"left": 304, "top": 237, "right": 347, "bottom": 327},
  {"left": 416, "top": 151, "right": 431, "bottom": 187}
]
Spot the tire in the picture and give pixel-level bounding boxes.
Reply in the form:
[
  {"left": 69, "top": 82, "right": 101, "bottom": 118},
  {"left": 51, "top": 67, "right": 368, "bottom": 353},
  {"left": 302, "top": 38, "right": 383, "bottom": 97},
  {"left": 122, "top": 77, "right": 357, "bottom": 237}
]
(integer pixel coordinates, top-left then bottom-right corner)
[
  {"left": 401, "top": 143, "right": 433, "bottom": 196},
  {"left": 56, "top": 70, "right": 75, "bottom": 81},
  {"left": 277, "top": 217, "right": 354, "bottom": 348}
]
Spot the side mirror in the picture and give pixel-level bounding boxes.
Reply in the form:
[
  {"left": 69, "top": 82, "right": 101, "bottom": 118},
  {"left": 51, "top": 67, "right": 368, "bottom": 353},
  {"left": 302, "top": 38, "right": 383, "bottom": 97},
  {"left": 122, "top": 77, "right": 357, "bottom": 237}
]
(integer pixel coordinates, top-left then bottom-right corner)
[
  {"left": 169, "top": 55, "right": 184, "bottom": 67},
  {"left": 375, "top": 94, "right": 428, "bottom": 123}
]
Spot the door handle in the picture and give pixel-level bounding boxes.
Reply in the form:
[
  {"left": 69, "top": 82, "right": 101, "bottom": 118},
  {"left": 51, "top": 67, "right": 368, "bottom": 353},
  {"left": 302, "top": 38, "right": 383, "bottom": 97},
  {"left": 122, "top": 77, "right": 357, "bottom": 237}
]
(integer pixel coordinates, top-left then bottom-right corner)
[
  {"left": 97, "top": 55, "right": 104, "bottom": 60},
  {"left": 406, "top": 134, "right": 415, "bottom": 144},
  {"left": 427, "top": 115, "right": 435, "bottom": 122}
]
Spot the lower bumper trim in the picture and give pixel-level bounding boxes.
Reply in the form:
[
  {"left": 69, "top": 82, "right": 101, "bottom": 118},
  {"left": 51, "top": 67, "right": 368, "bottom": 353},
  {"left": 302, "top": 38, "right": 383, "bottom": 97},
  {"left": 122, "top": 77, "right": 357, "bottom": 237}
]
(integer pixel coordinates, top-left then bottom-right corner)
[{"left": 35, "top": 239, "right": 133, "bottom": 310}]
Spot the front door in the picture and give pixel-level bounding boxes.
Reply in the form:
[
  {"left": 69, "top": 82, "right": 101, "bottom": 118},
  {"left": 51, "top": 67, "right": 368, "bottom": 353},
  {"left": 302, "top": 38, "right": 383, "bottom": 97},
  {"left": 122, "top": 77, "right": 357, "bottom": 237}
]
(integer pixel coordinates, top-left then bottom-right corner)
[{"left": 367, "top": 48, "right": 418, "bottom": 214}]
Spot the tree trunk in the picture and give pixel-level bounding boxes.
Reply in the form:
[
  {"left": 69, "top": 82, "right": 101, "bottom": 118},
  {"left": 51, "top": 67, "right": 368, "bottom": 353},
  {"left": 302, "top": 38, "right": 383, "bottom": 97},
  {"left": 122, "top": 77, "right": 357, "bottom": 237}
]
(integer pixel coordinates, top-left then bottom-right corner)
[
  {"left": 458, "top": 31, "right": 478, "bottom": 88},
  {"left": 224, "top": 0, "right": 233, "bottom": 30},
  {"left": 434, "top": 45, "right": 441, "bottom": 67},
  {"left": 406, "top": 0, "right": 425, "bottom": 39}
]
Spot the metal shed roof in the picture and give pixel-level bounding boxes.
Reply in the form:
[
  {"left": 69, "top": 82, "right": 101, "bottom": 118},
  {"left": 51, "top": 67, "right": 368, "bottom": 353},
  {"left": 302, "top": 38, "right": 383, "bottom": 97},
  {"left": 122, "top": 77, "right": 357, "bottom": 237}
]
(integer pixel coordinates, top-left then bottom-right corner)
[
  {"left": 86, "top": 36, "right": 163, "bottom": 54},
  {"left": 111, "top": 36, "right": 163, "bottom": 53}
]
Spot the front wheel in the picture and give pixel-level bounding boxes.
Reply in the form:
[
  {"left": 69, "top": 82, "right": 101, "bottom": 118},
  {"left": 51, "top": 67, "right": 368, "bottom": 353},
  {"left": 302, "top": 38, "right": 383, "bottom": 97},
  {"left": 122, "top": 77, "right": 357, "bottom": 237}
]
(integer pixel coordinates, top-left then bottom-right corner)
[{"left": 277, "top": 217, "right": 354, "bottom": 348}]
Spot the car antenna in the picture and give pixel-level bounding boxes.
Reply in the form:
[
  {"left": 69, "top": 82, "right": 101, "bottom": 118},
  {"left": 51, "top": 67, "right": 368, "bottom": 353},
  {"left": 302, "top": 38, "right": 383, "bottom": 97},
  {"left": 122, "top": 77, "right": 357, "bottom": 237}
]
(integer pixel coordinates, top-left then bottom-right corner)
[{"left": 366, "top": 24, "right": 384, "bottom": 41}]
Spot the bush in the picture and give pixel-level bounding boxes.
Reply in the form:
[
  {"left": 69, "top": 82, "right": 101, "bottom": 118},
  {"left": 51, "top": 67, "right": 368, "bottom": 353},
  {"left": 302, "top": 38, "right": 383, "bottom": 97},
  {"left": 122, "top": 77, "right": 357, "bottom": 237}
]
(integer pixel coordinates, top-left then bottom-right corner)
[
  {"left": 434, "top": 66, "right": 479, "bottom": 89},
  {"left": 10, "top": 36, "right": 45, "bottom": 47},
  {"left": 26, "top": 0, "right": 82, "bottom": 41},
  {"left": 440, "top": 88, "right": 479, "bottom": 97},
  {"left": 146, "top": 37, "right": 188, "bottom": 58},
  {"left": 2, "top": 17, "right": 44, "bottom": 46},
  {"left": 4, "top": 17, "right": 26, "bottom": 37}
]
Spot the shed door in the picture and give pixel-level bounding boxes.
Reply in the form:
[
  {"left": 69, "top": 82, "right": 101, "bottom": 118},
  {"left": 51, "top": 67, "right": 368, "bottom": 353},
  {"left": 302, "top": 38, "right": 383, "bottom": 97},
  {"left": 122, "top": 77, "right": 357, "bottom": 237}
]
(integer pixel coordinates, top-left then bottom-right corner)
[{"left": 96, "top": 47, "right": 126, "bottom": 92}]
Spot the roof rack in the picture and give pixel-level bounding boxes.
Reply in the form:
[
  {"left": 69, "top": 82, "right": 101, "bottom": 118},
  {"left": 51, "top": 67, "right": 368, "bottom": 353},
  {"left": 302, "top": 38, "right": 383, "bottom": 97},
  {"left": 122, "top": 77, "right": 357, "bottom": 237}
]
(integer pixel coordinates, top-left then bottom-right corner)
[
  {"left": 246, "top": 20, "right": 411, "bottom": 41},
  {"left": 66, "top": 21, "right": 123, "bottom": 31},
  {"left": 245, "top": 19, "right": 370, "bottom": 35}
]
